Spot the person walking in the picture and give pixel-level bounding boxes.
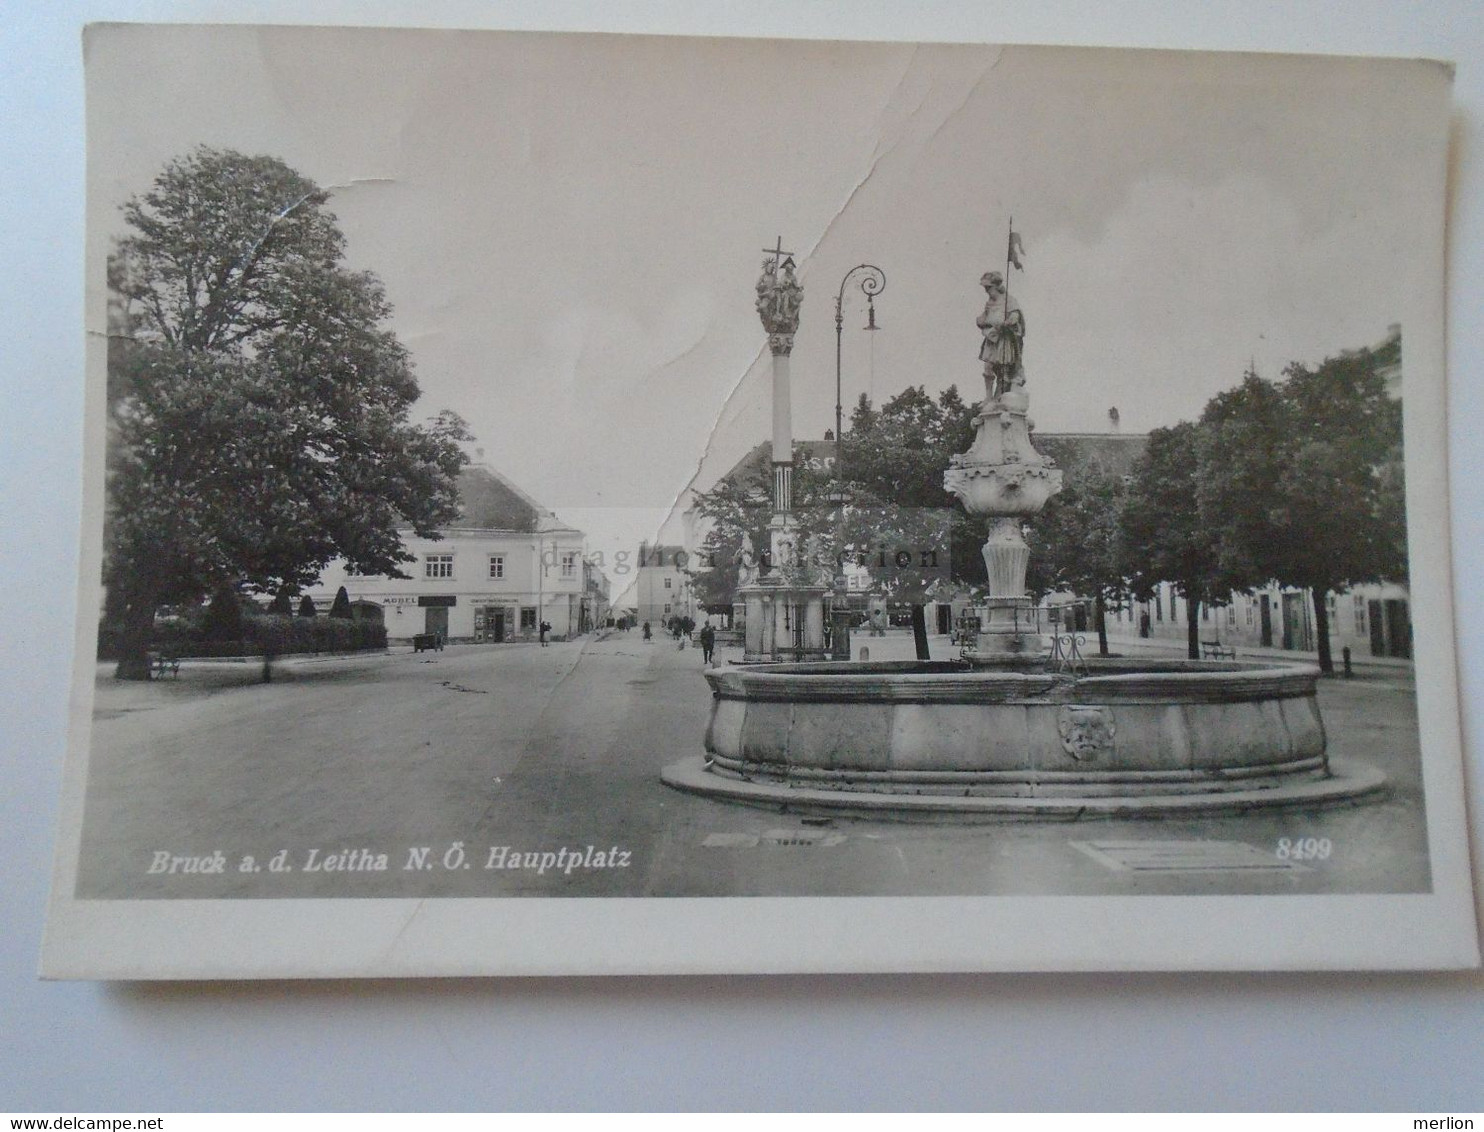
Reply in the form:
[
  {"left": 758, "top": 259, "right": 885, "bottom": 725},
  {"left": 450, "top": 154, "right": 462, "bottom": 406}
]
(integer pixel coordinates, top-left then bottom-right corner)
[
  {"left": 699, "top": 622, "right": 716, "bottom": 665},
  {"left": 539, "top": 619, "right": 550, "bottom": 647},
  {"left": 642, "top": 621, "right": 652, "bottom": 642}
]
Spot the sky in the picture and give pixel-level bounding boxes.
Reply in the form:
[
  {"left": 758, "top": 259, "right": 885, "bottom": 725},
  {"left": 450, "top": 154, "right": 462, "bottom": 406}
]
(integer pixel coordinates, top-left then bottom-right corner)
[{"left": 84, "top": 27, "right": 1449, "bottom": 603}]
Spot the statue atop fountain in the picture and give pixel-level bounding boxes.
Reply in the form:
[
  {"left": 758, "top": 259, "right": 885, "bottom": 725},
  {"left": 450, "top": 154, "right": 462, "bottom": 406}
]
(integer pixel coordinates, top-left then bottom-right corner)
[
  {"left": 944, "top": 244, "right": 1063, "bottom": 663},
  {"left": 978, "top": 270, "right": 1026, "bottom": 402}
]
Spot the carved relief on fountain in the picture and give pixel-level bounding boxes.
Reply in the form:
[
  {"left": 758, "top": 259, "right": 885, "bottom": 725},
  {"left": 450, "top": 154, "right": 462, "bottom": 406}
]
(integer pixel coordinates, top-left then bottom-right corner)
[{"left": 944, "top": 457, "right": 1062, "bottom": 517}]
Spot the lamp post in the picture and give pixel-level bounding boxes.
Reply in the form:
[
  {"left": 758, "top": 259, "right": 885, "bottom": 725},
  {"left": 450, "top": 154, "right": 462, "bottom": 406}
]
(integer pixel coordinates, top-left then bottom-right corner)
[{"left": 834, "top": 264, "right": 885, "bottom": 478}]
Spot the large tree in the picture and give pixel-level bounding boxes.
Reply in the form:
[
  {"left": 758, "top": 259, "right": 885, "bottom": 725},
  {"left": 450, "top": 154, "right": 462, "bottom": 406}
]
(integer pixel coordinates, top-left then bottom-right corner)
[
  {"left": 106, "top": 147, "right": 470, "bottom": 678},
  {"left": 821, "top": 386, "right": 980, "bottom": 657},
  {"left": 834, "top": 385, "right": 983, "bottom": 582},
  {"left": 1120, "top": 421, "right": 1225, "bottom": 659}
]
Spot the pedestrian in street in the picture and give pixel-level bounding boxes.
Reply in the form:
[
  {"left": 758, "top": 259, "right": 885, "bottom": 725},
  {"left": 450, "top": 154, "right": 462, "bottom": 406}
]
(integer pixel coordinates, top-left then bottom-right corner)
[
  {"left": 539, "top": 619, "right": 550, "bottom": 647},
  {"left": 699, "top": 622, "right": 716, "bottom": 665},
  {"left": 642, "top": 621, "right": 652, "bottom": 641}
]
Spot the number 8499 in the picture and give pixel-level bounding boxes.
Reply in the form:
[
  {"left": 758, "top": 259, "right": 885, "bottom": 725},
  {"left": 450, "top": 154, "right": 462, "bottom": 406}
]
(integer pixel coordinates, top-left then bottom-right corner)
[{"left": 1276, "top": 837, "right": 1332, "bottom": 861}]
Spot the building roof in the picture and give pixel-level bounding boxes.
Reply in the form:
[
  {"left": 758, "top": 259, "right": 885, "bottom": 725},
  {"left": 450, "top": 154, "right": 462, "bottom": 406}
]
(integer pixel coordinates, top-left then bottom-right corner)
[
  {"left": 455, "top": 464, "right": 561, "bottom": 531},
  {"left": 711, "top": 439, "right": 839, "bottom": 491},
  {"left": 1033, "top": 432, "right": 1149, "bottom": 479}
]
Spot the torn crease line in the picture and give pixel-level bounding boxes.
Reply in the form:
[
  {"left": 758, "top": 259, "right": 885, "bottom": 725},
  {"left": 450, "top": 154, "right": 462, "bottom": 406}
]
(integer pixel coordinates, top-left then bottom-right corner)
[{"left": 654, "top": 50, "right": 1003, "bottom": 544}]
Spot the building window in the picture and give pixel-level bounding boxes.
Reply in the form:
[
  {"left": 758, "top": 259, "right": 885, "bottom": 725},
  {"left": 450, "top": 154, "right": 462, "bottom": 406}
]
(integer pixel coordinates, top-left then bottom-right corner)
[
  {"left": 425, "top": 554, "right": 454, "bottom": 579},
  {"left": 561, "top": 552, "right": 576, "bottom": 579},
  {"left": 1245, "top": 599, "right": 1255, "bottom": 627},
  {"left": 488, "top": 555, "right": 505, "bottom": 579},
  {"left": 1354, "top": 594, "right": 1367, "bottom": 634},
  {"left": 1227, "top": 603, "right": 1236, "bottom": 626},
  {"left": 664, "top": 577, "right": 672, "bottom": 589},
  {"left": 520, "top": 607, "right": 537, "bottom": 631},
  {"left": 664, "top": 603, "right": 672, "bottom": 614},
  {"left": 1155, "top": 590, "right": 1164, "bottom": 622},
  {"left": 1201, "top": 603, "right": 1209, "bottom": 622}
]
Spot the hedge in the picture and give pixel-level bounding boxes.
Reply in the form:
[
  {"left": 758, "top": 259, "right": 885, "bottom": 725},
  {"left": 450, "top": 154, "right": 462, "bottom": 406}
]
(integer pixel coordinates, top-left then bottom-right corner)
[{"left": 101, "top": 613, "right": 387, "bottom": 660}]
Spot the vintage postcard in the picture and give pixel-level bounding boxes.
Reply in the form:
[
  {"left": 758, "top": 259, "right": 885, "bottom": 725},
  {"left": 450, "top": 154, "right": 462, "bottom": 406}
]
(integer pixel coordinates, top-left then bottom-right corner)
[{"left": 43, "top": 26, "right": 1478, "bottom": 976}]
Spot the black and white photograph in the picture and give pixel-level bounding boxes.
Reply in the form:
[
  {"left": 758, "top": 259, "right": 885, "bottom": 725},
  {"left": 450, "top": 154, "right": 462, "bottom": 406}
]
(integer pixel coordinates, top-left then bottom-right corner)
[{"left": 41, "top": 24, "right": 1478, "bottom": 977}]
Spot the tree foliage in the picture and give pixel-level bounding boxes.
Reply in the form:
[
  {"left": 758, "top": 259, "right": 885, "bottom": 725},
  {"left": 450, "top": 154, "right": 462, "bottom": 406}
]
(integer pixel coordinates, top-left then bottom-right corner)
[
  {"left": 1193, "top": 339, "right": 1404, "bottom": 671},
  {"left": 1025, "top": 463, "right": 1128, "bottom": 655},
  {"left": 829, "top": 385, "right": 983, "bottom": 593},
  {"left": 1119, "top": 422, "right": 1225, "bottom": 658},
  {"left": 106, "top": 147, "right": 470, "bottom": 678},
  {"left": 686, "top": 385, "right": 981, "bottom": 620}
]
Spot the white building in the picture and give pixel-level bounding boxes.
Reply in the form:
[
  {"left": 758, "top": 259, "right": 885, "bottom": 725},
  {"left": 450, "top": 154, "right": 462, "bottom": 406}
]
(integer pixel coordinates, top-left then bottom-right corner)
[
  {"left": 634, "top": 542, "right": 696, "bottom": 628},
  {"left": 304, "top": 464, "right": 592, "bottom": 643}
]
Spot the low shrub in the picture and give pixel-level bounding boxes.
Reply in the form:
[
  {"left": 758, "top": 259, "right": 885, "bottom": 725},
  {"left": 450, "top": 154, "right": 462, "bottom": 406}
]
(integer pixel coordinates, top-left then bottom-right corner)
[
  {"left": 202, "top": 584, "right": 245, "bottom": 641},
  {"left": 138, "top": 613, "right": 388, "bottom": 658}
]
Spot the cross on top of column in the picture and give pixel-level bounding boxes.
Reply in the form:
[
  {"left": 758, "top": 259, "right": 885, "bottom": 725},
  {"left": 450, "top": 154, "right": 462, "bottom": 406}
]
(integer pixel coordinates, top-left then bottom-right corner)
[{"left": 763, "top": 236, "right": 794, "bottom": 269}]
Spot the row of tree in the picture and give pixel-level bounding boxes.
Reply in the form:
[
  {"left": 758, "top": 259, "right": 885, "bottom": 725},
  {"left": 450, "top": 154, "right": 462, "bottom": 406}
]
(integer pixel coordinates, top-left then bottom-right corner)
[
  {"left": 104, "top": 147, "right": 471, "bottom": 679},
  {"left": 1033, "top": 333, "right": 1404, "bottom": 671},
  {"left": 690, "top": 331, "right": 1405, "bottom": 674}
]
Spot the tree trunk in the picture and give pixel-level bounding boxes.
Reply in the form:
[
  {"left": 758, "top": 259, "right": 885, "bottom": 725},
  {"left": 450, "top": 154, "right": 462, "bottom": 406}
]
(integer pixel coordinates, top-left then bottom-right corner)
[
  {"left": 1311, "top": 588, "right": 1334, "bottom": 674},
  {"left": 910, "top": 604, "right": 930, "bottom": 661},
  {"left": 1094, "top": 593, "right": 1110, "bottom": 656},
  {"left": 1186, "top": 595, "right": 1201, "bottom": 660},
  {"left": 113, "top": 593, "right": 158, "bottom": 681}
]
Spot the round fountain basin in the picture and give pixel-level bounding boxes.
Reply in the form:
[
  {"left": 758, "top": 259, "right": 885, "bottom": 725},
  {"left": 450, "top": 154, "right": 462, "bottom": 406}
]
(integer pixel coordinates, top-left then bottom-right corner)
[{"left": 662, "top": 658, "right": 1386, "bottom": 818}]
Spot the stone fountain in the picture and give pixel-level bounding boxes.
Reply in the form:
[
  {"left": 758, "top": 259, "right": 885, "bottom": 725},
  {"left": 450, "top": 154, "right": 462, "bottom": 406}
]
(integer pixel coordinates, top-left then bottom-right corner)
[{"left": 662, "top": 248, "right": 1384, "bottom": 818}]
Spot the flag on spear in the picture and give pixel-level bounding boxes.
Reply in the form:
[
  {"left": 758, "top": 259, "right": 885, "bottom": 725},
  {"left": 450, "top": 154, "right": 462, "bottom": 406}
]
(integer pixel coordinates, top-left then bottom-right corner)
[{"left": 1007, "top": 226, "right": 1026, "bottom": 271}]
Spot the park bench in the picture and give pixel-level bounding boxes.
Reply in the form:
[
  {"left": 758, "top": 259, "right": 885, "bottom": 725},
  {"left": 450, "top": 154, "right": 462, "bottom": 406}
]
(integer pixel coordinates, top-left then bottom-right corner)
[
  {"left": 149, "top": 652, "right": 181, "bottom": 678},
  {"left": 412, "top": 633, "right": 444, "bottom": 653},
  {"left": 1201, "top": 640, "right": 1237, "bottom": 660}
]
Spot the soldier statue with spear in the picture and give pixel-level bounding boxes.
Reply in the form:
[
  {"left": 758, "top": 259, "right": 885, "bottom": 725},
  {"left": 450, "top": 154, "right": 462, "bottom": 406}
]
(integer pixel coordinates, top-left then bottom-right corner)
[{"left": 978, "top": 221, "right": 1028, "bottom": 401}]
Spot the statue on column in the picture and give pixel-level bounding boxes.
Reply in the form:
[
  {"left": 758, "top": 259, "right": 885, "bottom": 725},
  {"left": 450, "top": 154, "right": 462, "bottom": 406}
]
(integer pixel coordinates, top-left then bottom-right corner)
[
  {"left": 977, "top": 270, "right": 1025, "bottom": 402},
  {"left": 756, "top": 255, "right": 803, "bottom": 353}
]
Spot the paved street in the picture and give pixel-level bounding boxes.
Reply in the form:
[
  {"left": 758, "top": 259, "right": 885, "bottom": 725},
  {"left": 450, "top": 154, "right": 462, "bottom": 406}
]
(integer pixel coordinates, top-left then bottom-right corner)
[{"left": 75, "top": 631, "right": 1430, "bottom": 900}]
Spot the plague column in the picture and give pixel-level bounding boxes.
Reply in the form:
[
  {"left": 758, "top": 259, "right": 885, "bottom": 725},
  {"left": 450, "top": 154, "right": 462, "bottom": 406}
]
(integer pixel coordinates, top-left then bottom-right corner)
[{"left": 739, "top": 245, "right": 829, "bottom": 662}]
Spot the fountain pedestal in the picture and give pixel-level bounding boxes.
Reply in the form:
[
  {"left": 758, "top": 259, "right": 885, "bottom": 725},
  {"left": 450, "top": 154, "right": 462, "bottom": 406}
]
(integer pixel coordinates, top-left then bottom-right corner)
[{"left": 943, "top": 387, "right": 1062, "bottom": 664}]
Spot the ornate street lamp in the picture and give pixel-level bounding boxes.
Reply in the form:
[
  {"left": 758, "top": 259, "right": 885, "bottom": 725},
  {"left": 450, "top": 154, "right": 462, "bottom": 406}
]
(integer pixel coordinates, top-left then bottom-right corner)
[{"left": 834, "top": 264, "right": 885, "bottom": 480}]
